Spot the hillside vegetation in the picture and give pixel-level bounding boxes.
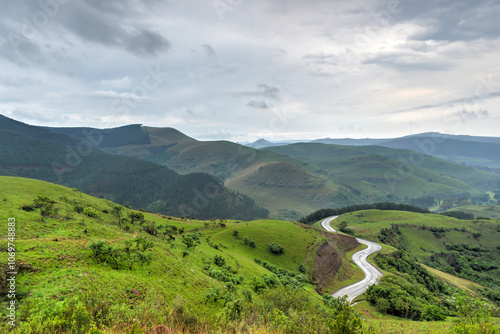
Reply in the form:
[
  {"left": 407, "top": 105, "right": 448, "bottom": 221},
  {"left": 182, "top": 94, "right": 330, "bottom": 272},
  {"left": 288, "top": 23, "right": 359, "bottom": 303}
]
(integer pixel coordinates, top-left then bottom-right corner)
[
  {"left": 331, "top": 209, "right": 500, "bottom": 306},
  {"left": 0, "top": 177, "right": 372, "bottom": 333}
]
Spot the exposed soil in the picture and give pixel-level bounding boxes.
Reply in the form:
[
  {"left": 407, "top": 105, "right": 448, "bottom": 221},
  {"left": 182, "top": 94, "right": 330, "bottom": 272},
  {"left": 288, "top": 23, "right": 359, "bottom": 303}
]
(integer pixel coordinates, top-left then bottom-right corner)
[{"left": 314, "top": 231, "right": 360, "bottom": 294}]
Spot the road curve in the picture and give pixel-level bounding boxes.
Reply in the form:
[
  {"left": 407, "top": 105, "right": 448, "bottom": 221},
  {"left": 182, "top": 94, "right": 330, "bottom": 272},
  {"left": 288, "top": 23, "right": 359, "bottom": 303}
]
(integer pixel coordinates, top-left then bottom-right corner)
[{"left": 321, "top": 216, "right": 383, "bottom": 302}]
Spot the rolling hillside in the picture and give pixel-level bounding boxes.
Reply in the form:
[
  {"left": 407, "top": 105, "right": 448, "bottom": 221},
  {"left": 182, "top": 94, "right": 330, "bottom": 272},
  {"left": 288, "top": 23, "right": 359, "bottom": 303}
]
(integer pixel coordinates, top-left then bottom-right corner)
[
  {"left": 6, "top": 114, "right": 500, "bottom": 221},
  {"left": 225, "top": 161, "right": 361, "bottom": 220},
  {"left": 0, "top": 177, "right": 365, "bottom": 333},
  {"left": 0, "top": 116, "right": 267, "bottom": 220},
  {"left": 48, "top": 124, "right": 297, "bottom": 181}
]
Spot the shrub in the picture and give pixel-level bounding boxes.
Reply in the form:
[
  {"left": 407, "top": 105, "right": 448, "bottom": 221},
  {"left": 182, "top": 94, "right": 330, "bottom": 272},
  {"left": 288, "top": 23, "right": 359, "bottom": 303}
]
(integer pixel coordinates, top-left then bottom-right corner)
[
  {"left": 214, "top": 255, "right": 226, "bottom": 267},
  {"left": 34, "top": 195, "right": 57, "bottom": 217},
  {"left": 267, "top": 242, "right": 285, "bottom": 255},
  {"left": 143, "top": 221, "right": 158, "bottom": 236},
  {"left": 243, "top": 236, "right": 256, "bottom": 248},
  {"left": 182, "top": 235, "right": 196, "bottom": 249},
  {"left": 421, "top": 304, "right": 446, "bottom": 321},
  {"left": 73, "top": 203, "right": 84, "bottom": 214},
  {"left": 83, "top": 207, "right": 99, "bottom": 218},
  {"left": 128, "top": 211, "right": 144, "bottom": 223},
  {"left": 250, "top": 276, "right": 267, "bottom": 294}
]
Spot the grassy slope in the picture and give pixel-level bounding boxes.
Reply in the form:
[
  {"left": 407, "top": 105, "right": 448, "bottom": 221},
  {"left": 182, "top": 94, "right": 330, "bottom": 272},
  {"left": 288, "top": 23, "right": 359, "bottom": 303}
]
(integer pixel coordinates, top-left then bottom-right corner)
[
  {"left": 225, "top": 161, "right": 361, "bottom": 220},
  {"left": 0, "top": 176, "right": 363, "bottom": 333}
]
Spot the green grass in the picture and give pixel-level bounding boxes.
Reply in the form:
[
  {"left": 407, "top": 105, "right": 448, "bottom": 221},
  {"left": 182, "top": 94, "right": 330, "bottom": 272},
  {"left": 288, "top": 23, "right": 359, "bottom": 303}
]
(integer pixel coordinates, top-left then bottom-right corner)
[
  {"left": 0, "top": 176, "right": 368, "bottom": 333},
  {"left": 2, "top": 177, "right": 498, "bottom": 333},
  {"left": 225, "top": 161, "right": 359, "bottom": 220}
]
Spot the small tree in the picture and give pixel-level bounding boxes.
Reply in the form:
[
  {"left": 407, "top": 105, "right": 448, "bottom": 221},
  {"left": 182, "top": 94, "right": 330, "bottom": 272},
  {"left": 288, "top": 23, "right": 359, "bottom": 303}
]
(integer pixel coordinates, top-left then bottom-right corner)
[
  {"left": 111, "top": 205, "right": 122, "bottom": 225},
  {"left": 34, "top": 195, "right": 57, "bottom": 218},
  {"left": 267, "top": 242, "right": 285, "bottom": 255},
  {"left": 83, "top": 207, "right": 99, "bottom": 218},
  {"left": 421, "top": 304, "right": 446, "bottom": 321},
  {"left": 214, "top": 255, "right": 226, "bottom": 267},
  {"left": 182, "top": 235, "right": 196, "bottom": 249},
  {"left": 128, "top": 211, "right": 144, "bottom": 224}
]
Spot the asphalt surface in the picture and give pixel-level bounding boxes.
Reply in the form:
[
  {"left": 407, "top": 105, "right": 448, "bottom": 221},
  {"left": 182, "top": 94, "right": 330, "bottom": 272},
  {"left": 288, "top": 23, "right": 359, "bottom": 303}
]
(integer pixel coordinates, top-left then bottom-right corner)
[{"left": 321, "top": 216, "right": 383, "bottom": 302}]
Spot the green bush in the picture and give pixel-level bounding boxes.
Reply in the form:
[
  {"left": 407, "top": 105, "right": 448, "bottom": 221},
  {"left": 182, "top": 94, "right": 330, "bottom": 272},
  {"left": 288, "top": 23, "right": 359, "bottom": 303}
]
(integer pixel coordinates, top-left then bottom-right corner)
[
  {"left": 421, "top": 304, "right": 446, "bottom": 321},
  {"left": 83, "top": 207, "right": 99, "bottom": 218},
  {"left": 73, "top": 203, "right": 84, "bottom": 214},
  {"left": 214, "top": 255, "right": 226, "bottom": 267},
  {"left": 267, "top": 242, "right": 285, "bottom": 255},
  {"left": 244, "top": 236, "right": 256, "bottom": 248}
]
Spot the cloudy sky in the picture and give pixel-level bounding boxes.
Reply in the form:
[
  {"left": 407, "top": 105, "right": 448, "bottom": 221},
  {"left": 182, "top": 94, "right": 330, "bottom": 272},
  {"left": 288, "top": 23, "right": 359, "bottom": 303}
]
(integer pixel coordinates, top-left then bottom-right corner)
[{"left": 1, "top": 0, "right": 499, "bottom": 141}]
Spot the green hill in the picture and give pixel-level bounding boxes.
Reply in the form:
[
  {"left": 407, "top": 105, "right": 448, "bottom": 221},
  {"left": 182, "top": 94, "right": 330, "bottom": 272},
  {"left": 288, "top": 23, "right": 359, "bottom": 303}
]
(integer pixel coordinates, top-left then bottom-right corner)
[
  {"left": 225, "top": 161, "right": 361, "bottom": 220},
  {"left": 0, "top": 117, "right": 267, "bottom": 220},
  {"left": 0, "top": 177, "right": 366, "bottom": 333},
  {"left": 7, "top": 115, "right": 500, "bottom": 222},
  {"left": 48, "top": 124, "right": 296, "bottom": 181}
]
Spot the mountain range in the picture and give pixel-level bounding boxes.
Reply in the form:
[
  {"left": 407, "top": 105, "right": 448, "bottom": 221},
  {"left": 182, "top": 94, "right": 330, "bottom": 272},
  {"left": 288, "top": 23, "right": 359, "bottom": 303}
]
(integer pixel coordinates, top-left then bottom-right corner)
[
  {"left": 248, "top": 132, "right": 500, "bottom": 170},
  {"left": 1, "top": 114, "right": 499, "bottom": 220}
]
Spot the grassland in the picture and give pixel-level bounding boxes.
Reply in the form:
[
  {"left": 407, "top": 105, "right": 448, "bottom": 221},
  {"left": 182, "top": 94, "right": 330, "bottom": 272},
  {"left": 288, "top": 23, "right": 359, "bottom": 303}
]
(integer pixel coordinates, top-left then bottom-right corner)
[
  {"left": 1, "top": 177, "right": 498, "bottom": 333},
  {"left": 0, "top": 176, "right": 366, "bottom": 333}
]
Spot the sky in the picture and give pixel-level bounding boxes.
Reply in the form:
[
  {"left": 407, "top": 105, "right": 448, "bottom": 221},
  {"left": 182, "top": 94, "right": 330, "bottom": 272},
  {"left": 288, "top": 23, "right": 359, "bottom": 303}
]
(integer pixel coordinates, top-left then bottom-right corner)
[{"left": 1, "top": 0, "right": 499, "bottom": 142}]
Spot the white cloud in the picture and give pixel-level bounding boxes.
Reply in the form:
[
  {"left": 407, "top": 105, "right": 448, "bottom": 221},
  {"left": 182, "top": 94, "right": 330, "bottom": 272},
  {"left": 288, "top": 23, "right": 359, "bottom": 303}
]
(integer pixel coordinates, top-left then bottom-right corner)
[
  {"left": 99, "top": 76, "right": 131, "bottom": 90},
  {"left": 1, "top": 0, "right": 499, "bottom": 140}
]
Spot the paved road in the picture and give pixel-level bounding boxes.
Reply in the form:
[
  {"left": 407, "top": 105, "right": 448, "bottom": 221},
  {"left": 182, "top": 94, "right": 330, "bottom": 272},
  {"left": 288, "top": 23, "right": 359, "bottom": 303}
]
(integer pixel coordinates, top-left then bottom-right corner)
[{"left": 321, "top": 216, "right": 383, "bottom": 302}]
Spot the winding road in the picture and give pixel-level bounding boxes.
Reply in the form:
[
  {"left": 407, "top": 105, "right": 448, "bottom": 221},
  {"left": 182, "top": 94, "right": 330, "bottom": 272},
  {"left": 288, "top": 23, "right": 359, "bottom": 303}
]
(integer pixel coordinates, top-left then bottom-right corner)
[{"left": 321, "top": 216, "right": 383, "bottom": 302}]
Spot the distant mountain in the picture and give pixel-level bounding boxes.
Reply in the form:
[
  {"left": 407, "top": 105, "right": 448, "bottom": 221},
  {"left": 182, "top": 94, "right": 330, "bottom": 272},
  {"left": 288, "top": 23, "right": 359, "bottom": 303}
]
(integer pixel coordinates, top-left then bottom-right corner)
[
  {"left": 245, "top": 138, "right": 306, "bottom": 149},
  {"left": 252, "top": 132, "right": 500, "bottom": 170},
  {"left": 377, "top": 134, "right": 500, "bottom": 169},
  {"left": 311, "top": 138, "right": 389, "bottom": 146},
  {"left": 0, "top": 115, "right": 268, "bottom": 220},
  {"left": 264, "top": 142, "right": 498, "bottom": 195}
]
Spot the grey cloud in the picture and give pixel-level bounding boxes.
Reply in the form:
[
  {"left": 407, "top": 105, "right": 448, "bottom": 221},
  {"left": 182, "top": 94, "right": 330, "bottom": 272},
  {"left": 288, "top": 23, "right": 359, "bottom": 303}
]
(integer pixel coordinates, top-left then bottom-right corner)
[
  {"left": 0, "top": 33, "right": 44, "bottom": 66},
  {"left": 201, "top": 44, "right": 216, "bottom": 57},
  {"left": 248, "top": 100, "right": 269, "bottom": 109},
  {"left": 125, "top": 29, "right": 171, "bottom": 56},
  {"left": 393, "top": 92, "right": 500, "bottom": 114},
  {"left": 56, "top": 1, "right": 171, "bottom": 56},
  {"left": 363, "top": 52, "right": 452, "bottom": 72},
  {"left": 258, "top": 84, "right": 280, "bottom": 100},
  {"left": 381, "top": 0, "right": 500, "bottom": 42},
  {"left": 454, "top": 109, "right": 489, "bottom": 122},
  {"left": 233, "top": 84, "right": 281, "bottom": 101}
]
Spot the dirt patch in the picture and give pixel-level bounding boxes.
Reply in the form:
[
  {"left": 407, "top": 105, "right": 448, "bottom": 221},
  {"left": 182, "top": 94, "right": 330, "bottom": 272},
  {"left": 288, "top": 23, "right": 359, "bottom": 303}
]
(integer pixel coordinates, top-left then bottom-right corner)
[{"left": 314, "top": 232, "right": 360, "bottom": 294}]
